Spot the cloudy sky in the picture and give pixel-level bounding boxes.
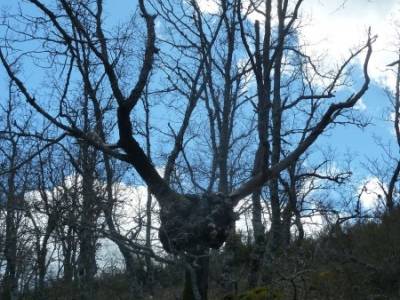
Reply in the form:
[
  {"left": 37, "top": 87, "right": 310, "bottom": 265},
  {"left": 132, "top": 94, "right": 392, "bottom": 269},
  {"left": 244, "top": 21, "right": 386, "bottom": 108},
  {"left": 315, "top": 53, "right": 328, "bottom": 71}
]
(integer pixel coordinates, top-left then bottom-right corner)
[
  {"left": 303, "top": 0, "right": 399, "bottom": 85},
  {"left": 198, "top": 0, "right": 399, "bottom": 84},
  {"left": 196, "top": 0, "right": 399, "bottom": 208},
  {"left": 1, "top": 0, "right": 398, "bottom": 210},
  {"left": 301, "top": 0, "right": 399, "bottom": 209}
]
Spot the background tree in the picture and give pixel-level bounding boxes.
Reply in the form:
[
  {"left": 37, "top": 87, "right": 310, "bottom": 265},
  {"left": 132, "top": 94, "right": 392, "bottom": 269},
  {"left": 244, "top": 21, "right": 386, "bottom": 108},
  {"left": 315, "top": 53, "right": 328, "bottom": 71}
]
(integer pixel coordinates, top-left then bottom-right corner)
[{"left": 363, "top": 50, "right": 400, "bottom": 213}]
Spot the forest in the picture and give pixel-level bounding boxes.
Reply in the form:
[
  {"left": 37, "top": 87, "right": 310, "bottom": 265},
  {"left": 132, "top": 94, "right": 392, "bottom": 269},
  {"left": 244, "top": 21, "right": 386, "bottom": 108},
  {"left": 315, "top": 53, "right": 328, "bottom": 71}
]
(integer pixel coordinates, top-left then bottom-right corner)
[{"left": 0, "top": 0, "right": 399, "bottom": 299}]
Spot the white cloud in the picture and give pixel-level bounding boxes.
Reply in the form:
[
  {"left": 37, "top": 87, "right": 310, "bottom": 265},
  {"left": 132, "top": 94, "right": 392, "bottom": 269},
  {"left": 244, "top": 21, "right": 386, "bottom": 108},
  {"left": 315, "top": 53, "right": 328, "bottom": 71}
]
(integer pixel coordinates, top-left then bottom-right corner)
[
  {"left": 301, "top": 0, "right": 400, "bottom": 88},
  {"left": 196, "top": 0, "right": 400, "bottom": 88},
  {"left": 302, "top": 213, "right": 324, "bottom": 235},
  {"left": 96, "top": 238, "right": 126, "bottom": 270},
  {"left": 354, "top": 98, "right": 367, "bottom": 111},
  {"left": 196, "top": 0, "right": 219, "bottom": 14},
  {"left": 358, "top": 176, "right": 386, "bottom": 210}
]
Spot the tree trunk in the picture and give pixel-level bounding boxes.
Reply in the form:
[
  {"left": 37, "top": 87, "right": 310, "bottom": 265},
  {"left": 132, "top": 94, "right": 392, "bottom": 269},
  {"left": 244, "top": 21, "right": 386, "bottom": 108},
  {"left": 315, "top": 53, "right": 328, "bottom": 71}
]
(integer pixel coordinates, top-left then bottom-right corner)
[
  {"left": 2, "top": 163, "right": 18, "bottom": 300},
  {"left": 77, "top": 146, "right": 98, "bottom": 300},
  {"left": 248, "top": 189, "right": 265, "bottom": 288},
  {"left": 145, "top": 191, "right": 154, "bottom": 293},
  {"left": 269, "top": 177, "right": 282, "bottom": 254},
  {"left": 183, "top": 250, "right": 210, "bottom": 300},
  {"left": 2, "top": 219, "right": 18, "bottom": 300},
  {"left": 61, "top": 224, "right": 76, "bottom": 285},
  {"left": 36, "top": 243, "right": 48, "bottom": 299}
]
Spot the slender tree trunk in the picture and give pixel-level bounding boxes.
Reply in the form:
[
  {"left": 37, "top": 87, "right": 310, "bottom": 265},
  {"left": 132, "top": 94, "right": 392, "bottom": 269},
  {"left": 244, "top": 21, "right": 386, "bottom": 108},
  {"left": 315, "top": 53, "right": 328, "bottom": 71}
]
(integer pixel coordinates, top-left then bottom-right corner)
[
  {"left": 269, "top": 178, "right": 282, "bottom": 253},
  {"left": 143, "top": 93, "right": 154, "bottom": 292},
  {"left": 76, "top": 90, "right": 100, "bottom": 300},
  {"left": 268, "top": 0, "right": 287, "bottom": 256},
  {"left": 295, "top": 209, "right": 304, "bottom": 243},
  {"left": 248, "top": 189, "right": 265, "bottom": 288},
  {"left": 3, "top": 207, "right": 18, "bottom": 300},
  {"left": 245, "top": 0, "right": 272, "bottom": 288},
  {"left": 36, "top": 234, "right": 49, "bottom": 299},
  {"left": 77, "top": 148, "right": 98, "bottom": 300},
  {"left": 145, "top": 191, "right": 154, "bottom": 291},
  {"left": 61, "top": 224, "right": 76, "bottom": 285},
  {"left": 2, "top": 151, "right": 18, "bottom": 300},
  {"left": 183, "top": 250, "right": 210, "bottom": 300}
]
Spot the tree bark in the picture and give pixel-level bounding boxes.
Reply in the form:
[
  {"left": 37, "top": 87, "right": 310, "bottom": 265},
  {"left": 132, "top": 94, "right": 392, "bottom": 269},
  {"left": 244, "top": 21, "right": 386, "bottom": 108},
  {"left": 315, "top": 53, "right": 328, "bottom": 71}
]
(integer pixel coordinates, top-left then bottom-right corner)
[
  {"left": 248, "top": 189, "right": 265, "bottom": 288},
  {"left": 2, "top": 143, "right": 19, "bottom": 300},
  {"left": 183, "top": 250, "right": 210, "bottom": 300}
]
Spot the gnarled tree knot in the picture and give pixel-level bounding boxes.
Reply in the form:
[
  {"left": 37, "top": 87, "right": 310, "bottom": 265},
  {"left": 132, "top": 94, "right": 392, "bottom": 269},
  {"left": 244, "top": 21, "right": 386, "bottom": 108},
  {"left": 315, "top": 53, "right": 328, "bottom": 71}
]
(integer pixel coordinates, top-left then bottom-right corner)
[{"left": 159, "top": 193, "right": 237, "bottom": 253}]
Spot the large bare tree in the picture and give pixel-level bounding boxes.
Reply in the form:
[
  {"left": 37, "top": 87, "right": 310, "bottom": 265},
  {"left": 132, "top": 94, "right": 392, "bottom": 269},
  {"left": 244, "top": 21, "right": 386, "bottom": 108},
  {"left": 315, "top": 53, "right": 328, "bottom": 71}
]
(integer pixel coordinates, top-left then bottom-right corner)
[{"left": 0, "top": 0, "right": 374, "bottom": 299}]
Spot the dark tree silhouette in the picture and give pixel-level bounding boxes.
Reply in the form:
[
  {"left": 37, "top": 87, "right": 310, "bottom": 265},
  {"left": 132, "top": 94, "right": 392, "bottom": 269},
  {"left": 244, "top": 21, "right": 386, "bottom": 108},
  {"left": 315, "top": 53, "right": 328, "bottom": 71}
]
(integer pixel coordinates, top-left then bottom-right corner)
[{"left": 0, "top": 0, "right": 374, "bottom": 299}]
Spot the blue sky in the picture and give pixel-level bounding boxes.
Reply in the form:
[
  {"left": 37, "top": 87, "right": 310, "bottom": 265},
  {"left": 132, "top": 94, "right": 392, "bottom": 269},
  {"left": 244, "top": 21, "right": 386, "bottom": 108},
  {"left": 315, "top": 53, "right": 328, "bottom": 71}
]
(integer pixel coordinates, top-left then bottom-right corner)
[{"left": 198, "top": 0, "right": 400, "bottom": 170}]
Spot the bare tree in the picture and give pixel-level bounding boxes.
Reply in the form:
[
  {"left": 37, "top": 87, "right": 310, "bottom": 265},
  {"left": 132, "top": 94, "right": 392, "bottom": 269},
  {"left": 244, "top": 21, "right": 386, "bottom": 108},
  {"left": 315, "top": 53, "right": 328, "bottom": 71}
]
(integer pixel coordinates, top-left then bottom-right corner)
[
  {"left": 0, "top": 0, "right": 374, "bottom": 299},
  {"left": 24, "top": 150, "right": 60, "bottom": 299},
  {"left": 0, "top": 81, "right": 36, "bottom": 300},
  {"left": 363, "top": 50, "right": 400, "bottom": 214},
  {"left": 383, "top": 54, "right": 400, "bottom": 212},
  {"left": 234, "top": 0, "right": 374, "bottom": 288}
]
